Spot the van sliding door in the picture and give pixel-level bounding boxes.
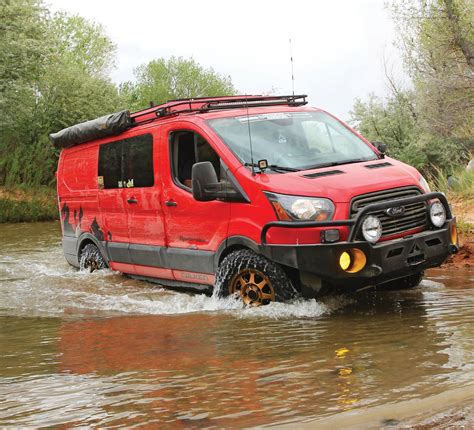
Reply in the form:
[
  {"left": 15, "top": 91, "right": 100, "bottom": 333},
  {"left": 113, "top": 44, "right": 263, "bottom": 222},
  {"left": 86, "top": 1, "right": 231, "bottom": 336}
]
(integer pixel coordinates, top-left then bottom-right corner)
[
  {"left": 98, "top": 132, "right": 169, "bottom": 277},
  {"left": 121, "top": 132, "right": 170, "bottom": 278},
  {"left": 98, "top": 139, "right": 130, "bottom": 266}
]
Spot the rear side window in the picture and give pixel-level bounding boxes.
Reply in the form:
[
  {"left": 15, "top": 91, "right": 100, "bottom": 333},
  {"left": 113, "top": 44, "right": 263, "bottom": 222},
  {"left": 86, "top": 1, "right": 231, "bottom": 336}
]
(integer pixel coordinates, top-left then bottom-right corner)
[
  {"left": 98, "top": 134, "right": 154, "bottom": 189},
  {"left": 98, "top": 141, "right": 122, "bottom": 189}
]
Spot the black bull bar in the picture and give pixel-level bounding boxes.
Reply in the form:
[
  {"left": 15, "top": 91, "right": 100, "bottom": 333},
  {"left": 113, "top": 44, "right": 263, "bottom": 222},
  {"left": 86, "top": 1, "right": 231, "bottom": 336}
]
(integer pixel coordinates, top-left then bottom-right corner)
[{"left": 260, "top": 192, "right": 452, "bottom": 245}]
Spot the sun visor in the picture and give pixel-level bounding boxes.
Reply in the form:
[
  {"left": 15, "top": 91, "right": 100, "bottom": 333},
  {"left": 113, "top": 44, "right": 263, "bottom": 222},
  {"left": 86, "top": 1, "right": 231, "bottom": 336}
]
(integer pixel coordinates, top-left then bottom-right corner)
[{"left": 49, "top": 110, "right": 132, "bottom": 149}]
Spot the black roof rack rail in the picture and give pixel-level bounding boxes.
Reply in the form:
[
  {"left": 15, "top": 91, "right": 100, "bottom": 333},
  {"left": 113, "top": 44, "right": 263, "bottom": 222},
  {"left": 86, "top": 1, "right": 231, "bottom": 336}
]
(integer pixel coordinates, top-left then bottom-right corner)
[{"left": 130, "top": 94, "right": 308, "bottom": 127}]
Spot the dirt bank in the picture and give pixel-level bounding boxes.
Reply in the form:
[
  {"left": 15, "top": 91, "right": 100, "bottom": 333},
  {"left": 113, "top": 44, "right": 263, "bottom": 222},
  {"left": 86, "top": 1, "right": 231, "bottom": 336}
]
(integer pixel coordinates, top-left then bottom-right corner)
[
  {"left": 441, "top": 197, "right": 474, "bottom": 268},
  {"left": 443, "top": 239, "right": 473, "bottom": 268}
]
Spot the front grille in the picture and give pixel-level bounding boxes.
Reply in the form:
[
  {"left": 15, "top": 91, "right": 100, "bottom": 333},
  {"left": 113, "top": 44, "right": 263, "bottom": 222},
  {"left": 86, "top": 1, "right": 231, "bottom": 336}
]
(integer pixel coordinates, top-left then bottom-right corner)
[{"left": 350, "top": 186, "right": 428, "bottom": 238}]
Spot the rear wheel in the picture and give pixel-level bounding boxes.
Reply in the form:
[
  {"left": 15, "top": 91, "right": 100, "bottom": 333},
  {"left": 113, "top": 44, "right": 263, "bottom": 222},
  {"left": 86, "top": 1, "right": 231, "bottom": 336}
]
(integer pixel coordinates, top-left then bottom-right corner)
[
  {"left": 376, "top": 272, "right": 424, "bottom": 291},
  {"left": 215, "top": 249, "right": 297, "bottom": 306},
  {"left": 79, "top": 243, "right": 107, "bottom": 272}
]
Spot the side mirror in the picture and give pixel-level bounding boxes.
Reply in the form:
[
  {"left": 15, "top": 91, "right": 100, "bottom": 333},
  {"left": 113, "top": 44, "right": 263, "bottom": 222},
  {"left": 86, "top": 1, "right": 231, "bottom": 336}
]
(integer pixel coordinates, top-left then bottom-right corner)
[
  {"left": 192, "top": 161, "right": 249, "bottom": 203},
  {"left": 373, "top": 141, "right": 387, "bottom": 158},
  {"left": 192, "top": 162, "right": 219, "bottom": 201}
]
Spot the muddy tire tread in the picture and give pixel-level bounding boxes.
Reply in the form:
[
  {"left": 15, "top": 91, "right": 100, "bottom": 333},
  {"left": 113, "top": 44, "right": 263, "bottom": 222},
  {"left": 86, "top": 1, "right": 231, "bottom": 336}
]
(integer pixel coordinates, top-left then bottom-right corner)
[
  {"left": 215, "top": 249, "right": 297, "bottom": 302},
  {"left": 79, "top": 243, "right": 107, "bottom": 272}
]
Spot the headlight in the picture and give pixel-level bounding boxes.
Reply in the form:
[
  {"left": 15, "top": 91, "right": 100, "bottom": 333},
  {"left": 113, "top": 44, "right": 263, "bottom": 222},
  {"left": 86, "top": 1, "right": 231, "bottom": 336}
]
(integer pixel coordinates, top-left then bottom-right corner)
[
  {"left": 362, "top": 215, "right": 382, "bottom": 243},
  {"left": 265, "top": 192, "right": 335, "bottom": 221},
  {"left": 419, "top": 175, "right": 431, "bottom": 193},
  {"left": 430, "top": 201, "right": 446, "bottom": 227}
]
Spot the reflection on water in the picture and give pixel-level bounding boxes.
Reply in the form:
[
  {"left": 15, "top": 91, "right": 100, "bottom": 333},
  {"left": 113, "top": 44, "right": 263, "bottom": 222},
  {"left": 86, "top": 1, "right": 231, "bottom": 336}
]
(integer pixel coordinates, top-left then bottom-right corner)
[{"left": 0, "top": 222, "right": 473, "bottom": 428}]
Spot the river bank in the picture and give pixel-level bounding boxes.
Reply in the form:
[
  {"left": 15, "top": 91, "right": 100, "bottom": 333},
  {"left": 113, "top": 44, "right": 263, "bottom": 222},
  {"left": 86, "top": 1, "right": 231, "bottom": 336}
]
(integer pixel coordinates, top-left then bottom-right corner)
[
  {"left": 444, "top": 198, "right": 474, "bottom": 268},
  {"left": 0, "top": 187, "right": 58, "bottom": 222},
  {"left": 274, "top": 384, "right": 474, "bottom": 429}
]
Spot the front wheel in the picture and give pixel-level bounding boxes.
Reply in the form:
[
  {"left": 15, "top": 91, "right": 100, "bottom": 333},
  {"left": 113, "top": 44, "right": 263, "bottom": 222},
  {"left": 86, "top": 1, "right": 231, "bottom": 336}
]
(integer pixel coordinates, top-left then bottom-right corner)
[
  {"left": 215, "top": 249, "right": 297, "bottom": 306},
  {"left": 79, "top": 243, "right": 107, "bottom": 272},
  {"left": 376, "top": 272, "right": 424, "bottom": 291}
]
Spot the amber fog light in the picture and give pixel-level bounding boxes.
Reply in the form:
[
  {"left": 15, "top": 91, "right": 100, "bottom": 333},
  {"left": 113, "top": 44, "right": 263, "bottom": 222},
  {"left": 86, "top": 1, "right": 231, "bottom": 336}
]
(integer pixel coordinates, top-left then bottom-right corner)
[
  {"left": 339, "top": 251, "right": 351, "bottom": 271},
  {"left": 450, "top": 223, "right": 458, "bottom": 246},
  {"left": 339, "top": 249, "right": 367, "bottom": 273}
]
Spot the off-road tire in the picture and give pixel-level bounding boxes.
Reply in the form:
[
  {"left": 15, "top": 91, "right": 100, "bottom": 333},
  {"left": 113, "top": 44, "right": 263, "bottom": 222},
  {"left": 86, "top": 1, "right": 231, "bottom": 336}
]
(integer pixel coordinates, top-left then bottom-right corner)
[
  {"left": 215, "top": 249, "right": 297, "bottom": 305},
  {"left": 376, "top": 272, "right": 424, "bottom": 291},
  {"left": 79, "top": 243, "right": 107, "bottom": 272}
]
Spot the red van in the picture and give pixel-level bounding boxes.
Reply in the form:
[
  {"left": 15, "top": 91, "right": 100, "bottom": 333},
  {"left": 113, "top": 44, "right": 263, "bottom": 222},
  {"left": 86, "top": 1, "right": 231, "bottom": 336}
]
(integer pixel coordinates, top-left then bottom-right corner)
[{"left": 53, "top": 95, "right": 458, "bottom": 305}]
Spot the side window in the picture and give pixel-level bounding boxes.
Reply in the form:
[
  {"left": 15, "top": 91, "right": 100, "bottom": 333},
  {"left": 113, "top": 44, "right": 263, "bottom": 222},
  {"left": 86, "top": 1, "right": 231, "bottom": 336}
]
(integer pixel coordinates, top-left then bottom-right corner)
[
  {"left": 123, "top": 134, "right": 154, "bottom": 188},
  {"left": 98, "top": 134, "right": 154, "bottom": 189},
  {"left": 170, "top": 131, "right": 220, "bottom": 190},
  {"left": 98, "top": 140, "right": 122, "bottom": 189}
]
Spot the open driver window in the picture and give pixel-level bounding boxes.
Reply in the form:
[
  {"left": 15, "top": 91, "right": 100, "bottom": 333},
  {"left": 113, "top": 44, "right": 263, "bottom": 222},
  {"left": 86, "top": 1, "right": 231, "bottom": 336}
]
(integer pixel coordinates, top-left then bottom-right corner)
[{"left": 170, "top": 131, "right": 221, "bottom": 190}]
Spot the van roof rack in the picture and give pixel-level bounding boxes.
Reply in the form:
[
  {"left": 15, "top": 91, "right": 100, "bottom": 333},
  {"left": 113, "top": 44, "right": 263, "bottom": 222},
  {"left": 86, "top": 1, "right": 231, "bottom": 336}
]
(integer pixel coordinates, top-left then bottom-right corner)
[{"left": 130, "top": 94, "right": 308, "bottom": 127}]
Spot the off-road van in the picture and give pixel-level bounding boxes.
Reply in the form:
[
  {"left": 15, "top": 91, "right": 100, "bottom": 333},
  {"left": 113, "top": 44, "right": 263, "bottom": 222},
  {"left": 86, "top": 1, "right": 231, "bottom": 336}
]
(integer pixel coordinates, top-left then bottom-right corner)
[{"left": 52, "top": 95, "right": 458, "bottom": 305}]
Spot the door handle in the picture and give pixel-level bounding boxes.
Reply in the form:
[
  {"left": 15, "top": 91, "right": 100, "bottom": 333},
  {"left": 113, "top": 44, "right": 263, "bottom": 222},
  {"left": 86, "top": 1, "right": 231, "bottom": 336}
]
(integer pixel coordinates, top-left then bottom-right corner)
[
  {"left": 165, "top": 200, "right": 178, "bottom": 207},
  {"left": 127, "top": 197, "right": 138, "bottom": 204}
]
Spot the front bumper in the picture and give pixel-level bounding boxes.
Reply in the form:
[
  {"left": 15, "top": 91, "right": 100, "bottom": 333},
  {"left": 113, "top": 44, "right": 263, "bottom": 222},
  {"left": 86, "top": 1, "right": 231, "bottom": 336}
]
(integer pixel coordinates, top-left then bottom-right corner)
[{"left": 260, "top": 192, "right": 458, "bottom": 288}]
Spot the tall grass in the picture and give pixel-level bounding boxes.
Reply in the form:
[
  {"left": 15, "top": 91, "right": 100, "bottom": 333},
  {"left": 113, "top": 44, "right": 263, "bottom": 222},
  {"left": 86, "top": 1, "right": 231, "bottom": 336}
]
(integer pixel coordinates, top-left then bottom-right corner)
[
  {"left": 428, "top": 166, "right": 474, "bottom": 199},
  {"left": 0, "top": 186, "right": 58, "bottom": 223}
]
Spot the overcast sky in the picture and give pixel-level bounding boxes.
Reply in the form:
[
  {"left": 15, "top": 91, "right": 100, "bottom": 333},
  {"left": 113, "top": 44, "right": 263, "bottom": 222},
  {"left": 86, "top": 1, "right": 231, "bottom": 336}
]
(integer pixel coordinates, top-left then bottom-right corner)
[{"left": 47, "top": 0, "right": 408, "bottom": 120}]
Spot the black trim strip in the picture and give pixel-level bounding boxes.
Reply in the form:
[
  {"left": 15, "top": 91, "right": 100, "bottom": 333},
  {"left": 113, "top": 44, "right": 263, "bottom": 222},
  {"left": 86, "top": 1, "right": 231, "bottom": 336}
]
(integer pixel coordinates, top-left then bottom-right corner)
[
  {"left": 106, "top": 242, "right": 215, "bottom": 274},
  {"left": 130, "top": 274, "right": 212, "bottom": 292}
]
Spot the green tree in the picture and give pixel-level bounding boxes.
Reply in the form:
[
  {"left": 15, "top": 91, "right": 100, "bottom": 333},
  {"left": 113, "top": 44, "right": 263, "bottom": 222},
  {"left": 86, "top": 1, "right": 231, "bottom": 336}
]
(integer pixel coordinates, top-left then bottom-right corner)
[
  {"left": 37, "top": 12, "right": 123, "bottom": 135},
  {"left": 122, "top": 56, "right": 236, "bottom": 111},
  {"left": 48, "top": 12, "right": 116, "bottom": 78},
  {"left": 1, "top": 2, "right": 236, "bottom": 187},
  {"left": 0, "top": 1, "right": 47, "bottom": 138},
  {"left": 350, "top": 0, "right": 473, "bottom": 174},
  {"left": 391, "top": 0, "right": 474, "bottom": 140},
  {"left": 0, "top": 0, "right": 50, "bottom": 184},
  {"left": 0, "top": 2, "right": 124, "bottom": 186}
]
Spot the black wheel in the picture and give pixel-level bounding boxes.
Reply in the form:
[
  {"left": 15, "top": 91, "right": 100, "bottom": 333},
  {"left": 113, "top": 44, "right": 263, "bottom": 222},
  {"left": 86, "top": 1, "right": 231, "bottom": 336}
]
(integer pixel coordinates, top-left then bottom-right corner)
[
  {"left": 215, "top": 249, "right": 297, "bottom": 306},
  {"left": 79, "top": 243, "right": 107, "bottom": 272},
  {"left": 376, "top": 272, "right": 424, "bottom": 291}
]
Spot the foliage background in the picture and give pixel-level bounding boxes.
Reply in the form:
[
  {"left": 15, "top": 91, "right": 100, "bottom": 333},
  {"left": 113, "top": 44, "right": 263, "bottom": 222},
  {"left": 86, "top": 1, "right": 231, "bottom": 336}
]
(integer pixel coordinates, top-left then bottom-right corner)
[
  {"left": 1, "top": 0, "right": 472, "bottom": 190},
  {"left": 350, "top": 0, "right": 473, "bottom": 175},
  {"left": 0, "top": 0, "right": 235, "bottom": 188}
]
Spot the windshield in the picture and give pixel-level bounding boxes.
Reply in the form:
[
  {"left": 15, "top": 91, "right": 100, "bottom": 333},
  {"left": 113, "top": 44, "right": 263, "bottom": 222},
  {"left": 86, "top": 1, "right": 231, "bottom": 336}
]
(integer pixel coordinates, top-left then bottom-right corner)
[{"left": 207, "top": 111, "right": 377, "bottom": 170}]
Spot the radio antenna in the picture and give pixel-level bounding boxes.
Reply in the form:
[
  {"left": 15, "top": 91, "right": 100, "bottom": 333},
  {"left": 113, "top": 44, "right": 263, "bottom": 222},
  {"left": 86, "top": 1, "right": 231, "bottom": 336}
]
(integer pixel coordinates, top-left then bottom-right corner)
[
  {"left": 289, "top": 38, "right": 295, "bottom": 96},
  {"left": 245, "top": 96, "right": 256, "bottom": 176}
]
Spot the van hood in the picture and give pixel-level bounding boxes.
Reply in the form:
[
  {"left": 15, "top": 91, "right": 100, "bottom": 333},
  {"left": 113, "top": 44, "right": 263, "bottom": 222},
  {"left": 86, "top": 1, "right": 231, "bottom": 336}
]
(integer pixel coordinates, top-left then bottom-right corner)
[{"left": 251, "top": 158, "right": 422, "bottom": 203}]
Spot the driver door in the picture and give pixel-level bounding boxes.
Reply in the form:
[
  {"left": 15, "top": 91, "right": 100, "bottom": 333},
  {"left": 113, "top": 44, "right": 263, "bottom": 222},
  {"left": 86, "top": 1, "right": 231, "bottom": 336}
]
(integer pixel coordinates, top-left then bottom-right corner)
[{"left": 159, "top": 121, "right": 231, "bottom": 281}]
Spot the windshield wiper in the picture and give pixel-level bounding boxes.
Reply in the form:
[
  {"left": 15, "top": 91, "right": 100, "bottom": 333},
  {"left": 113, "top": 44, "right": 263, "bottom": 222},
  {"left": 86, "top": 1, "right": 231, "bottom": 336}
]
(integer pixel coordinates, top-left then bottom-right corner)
[
  {"left": 268, "top": 164, "right": 300, "bottom": 172},
  {"left": 244, "top": 163, "right": 300, "bottom": 173},
  {"left": 301, "top": 157, "right": 376, "bottom": 170}
]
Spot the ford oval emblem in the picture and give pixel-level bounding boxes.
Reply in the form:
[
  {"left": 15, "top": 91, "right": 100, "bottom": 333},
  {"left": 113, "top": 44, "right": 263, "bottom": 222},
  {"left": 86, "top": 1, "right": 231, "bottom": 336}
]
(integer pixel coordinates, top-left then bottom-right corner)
[{"left": 385, "top": 206, "right": 405, "bottom": 217}]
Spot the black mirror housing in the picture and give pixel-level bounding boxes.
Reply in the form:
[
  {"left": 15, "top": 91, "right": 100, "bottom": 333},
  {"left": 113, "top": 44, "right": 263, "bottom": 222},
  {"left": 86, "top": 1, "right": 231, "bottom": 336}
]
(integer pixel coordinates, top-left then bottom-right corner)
[
  {"left": 372, "top": 141, "right": 387, "bottom": 158},
  {"left": 191, "top": 161, "right": 249, "bottom": 203},
  {"left": 192, "top": 162, "right": 219, "bottom": 201}
]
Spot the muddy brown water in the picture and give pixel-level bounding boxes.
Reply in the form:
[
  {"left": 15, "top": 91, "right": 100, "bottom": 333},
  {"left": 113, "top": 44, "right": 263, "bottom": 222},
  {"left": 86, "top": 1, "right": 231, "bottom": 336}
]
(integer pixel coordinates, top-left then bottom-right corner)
[{"left": 0, "top": 222, "right": 473, "bottom": 428}]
